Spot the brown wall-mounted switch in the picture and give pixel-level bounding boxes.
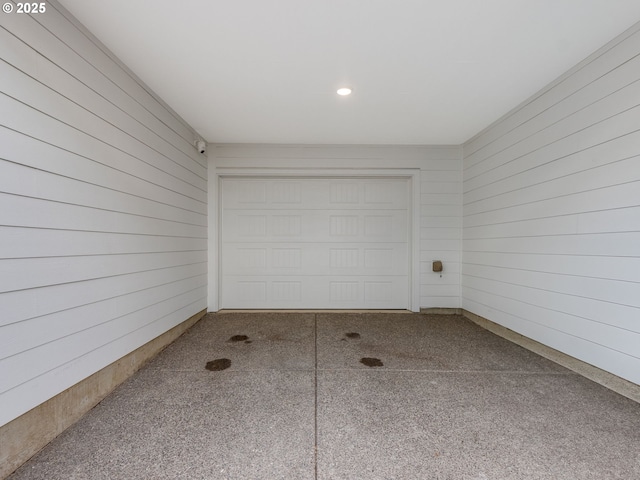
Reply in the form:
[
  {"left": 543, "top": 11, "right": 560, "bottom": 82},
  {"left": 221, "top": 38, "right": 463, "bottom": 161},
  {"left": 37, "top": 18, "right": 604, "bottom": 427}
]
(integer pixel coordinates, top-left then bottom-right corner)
[{"left": 432, "top": 260, "right": 443, "bottom": 273}]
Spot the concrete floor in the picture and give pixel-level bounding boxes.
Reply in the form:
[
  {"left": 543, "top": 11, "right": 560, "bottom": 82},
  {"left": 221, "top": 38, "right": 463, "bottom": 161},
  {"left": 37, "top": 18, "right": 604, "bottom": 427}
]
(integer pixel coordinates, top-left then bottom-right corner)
[{"left": 10, "top": 312, "right": 640, "bottom": 479}]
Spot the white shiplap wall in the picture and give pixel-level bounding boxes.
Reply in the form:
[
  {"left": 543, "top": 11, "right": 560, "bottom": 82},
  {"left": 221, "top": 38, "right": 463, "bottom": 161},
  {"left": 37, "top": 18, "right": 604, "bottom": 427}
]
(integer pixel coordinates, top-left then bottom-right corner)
[
  {"left": 0, "top": 2, "right": 208, "bottom": 426},
  {"left": 209, "top": 144, "right": 462, "bottom": 311},
  {"left": 462, "top": 23, "right": 640, "bottom": 384}
]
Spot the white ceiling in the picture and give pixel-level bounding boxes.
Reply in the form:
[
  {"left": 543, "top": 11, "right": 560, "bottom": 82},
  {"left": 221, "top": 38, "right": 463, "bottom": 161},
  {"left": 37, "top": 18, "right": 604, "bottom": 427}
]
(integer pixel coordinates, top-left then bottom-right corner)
[{"left": 58, "top": 0, "right": 640, "bottom": 145}]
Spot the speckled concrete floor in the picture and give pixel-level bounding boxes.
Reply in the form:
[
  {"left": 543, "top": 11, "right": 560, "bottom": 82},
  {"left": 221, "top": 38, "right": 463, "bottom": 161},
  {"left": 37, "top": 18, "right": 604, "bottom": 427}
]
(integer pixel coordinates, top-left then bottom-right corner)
[{"left": 9, "top": 313, "right": 640, "bottom": 479}]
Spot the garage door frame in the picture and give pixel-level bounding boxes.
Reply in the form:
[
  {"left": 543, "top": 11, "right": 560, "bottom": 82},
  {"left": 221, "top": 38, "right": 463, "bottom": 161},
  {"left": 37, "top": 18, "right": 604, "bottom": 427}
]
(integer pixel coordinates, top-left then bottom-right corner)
[{"left": 213, "top": 168, "right": 421, "bottom": 312}]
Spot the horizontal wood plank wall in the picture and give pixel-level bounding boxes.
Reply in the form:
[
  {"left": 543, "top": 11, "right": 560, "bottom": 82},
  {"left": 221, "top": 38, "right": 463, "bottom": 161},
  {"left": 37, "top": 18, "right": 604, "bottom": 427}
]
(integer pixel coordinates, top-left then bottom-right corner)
[
  {"left": 462, "top": 23, "right": 640, "bottom": 385},
  {"left": 210, "top": 144, "right": 462, "bottom": 310},
  {"left": 0, "top": 1, "right": 208, "bottom": 427}
]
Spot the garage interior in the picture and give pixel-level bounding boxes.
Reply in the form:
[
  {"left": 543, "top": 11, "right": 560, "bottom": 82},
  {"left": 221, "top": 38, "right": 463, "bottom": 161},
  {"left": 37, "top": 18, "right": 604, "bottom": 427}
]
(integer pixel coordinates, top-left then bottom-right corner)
[{"left": 1, "top": 1, "right": 640, "bottom": 478}]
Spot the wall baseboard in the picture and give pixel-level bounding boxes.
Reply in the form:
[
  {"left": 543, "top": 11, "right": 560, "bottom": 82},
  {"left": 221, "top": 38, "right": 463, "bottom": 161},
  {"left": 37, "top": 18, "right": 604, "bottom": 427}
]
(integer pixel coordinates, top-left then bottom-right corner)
[
  {"left": 0, "top": 309, "right": 207, "bottom": 480},
  {"left": 463, "top": 309, "right": 640, "bottom": 404},
  {"left": 420, "top": 307, "right": 462, "bottom": 315}
]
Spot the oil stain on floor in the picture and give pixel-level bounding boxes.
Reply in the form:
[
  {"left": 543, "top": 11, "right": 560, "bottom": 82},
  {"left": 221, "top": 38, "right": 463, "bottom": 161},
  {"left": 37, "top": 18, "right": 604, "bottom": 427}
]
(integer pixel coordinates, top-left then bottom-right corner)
[
  {"left": 205, "top": 358, "right": 232, "bottom": 371},
  {"left": 360, "top": 357, "right": 384, "bottom": 367},
  {"left": 229, "top": 335, "right": 249, "bottom": 342}
]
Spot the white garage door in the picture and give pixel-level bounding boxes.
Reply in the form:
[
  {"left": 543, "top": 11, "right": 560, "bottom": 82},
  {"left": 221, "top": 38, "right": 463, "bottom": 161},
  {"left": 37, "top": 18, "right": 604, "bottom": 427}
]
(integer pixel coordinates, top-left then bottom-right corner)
[{"left": 220, "top": 177, "right": 409, "bottom": 309}]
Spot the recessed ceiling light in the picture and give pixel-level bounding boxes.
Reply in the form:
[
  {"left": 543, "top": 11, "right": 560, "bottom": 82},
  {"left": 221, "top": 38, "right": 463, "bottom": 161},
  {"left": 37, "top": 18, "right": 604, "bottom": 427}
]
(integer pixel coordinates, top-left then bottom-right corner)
[{"left": 337, "top": 87, "right": 352, "bottom": 96}]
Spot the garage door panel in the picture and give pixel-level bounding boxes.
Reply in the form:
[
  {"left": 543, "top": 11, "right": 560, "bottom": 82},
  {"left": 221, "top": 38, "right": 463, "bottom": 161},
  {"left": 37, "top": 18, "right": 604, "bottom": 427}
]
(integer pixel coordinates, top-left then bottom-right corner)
[
  {"left": 223, "top": 178, "right": 408, "bottom": 209},
  {"left": 223, "top": 210, "right": 408, "bottom": 243},
  {"left": 222, "top": 275, "right": 408, "bottom": 309},
  {"left": 221, "top": 177, "right": 409, "bottom": 309},
  {"left": 224, "top": 243, "right": 408, "bottom": 276}
]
